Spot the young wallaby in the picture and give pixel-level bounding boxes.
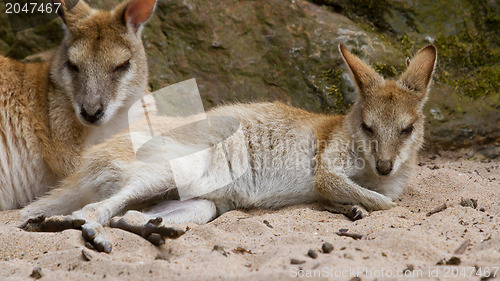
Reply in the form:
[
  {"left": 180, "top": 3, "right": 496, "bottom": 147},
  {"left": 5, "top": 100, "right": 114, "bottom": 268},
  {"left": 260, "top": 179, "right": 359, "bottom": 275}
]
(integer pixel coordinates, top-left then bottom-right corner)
[
  {"left": 21, "top": 44, "right": 437, "bottom": 253},
  {"left": 0, "top": 0, "right": 157, "bottom": 210}
]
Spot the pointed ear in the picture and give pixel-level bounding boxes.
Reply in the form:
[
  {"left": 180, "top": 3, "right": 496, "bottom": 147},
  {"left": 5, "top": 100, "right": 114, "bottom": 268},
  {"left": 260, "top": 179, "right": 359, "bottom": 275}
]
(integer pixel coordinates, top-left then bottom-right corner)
[
  {"left": 114, "top": 0, "right": 157, "bottom": 34},
  {"left": 399, "top": 45, "right": 437, "bottom": 94},
  {"left": 51, "top": 0, "right": 92, "bottom": 29},
  {"left": 339, "top": 44, "right": 384, "bottom": 95}
]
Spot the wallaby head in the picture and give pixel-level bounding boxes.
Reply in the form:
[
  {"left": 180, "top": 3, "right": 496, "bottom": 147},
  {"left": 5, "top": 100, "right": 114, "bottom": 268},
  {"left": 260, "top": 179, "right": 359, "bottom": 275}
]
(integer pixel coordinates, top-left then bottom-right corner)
[
  {"left": 339, "top": 44, "right": 437, "bottom": 177},
  {"left": 50, "top": 0, "right": 157, "bottom": 126}
]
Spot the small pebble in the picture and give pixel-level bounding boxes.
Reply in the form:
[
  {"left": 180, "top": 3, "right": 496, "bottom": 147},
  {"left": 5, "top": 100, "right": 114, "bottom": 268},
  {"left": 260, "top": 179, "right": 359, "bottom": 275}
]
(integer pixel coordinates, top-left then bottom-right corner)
[
  {"left": 155, "top": 253, "right": 167, "bottom": 260},
  {"left": 30, "top": 267, "right": 42, "bottom": 279},
  {"left": 429, "top": 165, "right": 440, "bottom": 170},
  {"left": 307, "top": 249, "right": 318, "bottom": 259},
  {"left": 212, "top": 245, "right": 228, "bottom": 257},
  {"left": 232, "top": 247, "right": 252, "bottom": 254},
  {"left": 436, "top": 256, "right": 461, "bottom": 265},
  {"left": 322, "top": 242, "right": 334, "bottom": 253},
  {"left": 263, "top": 220, "right": 274, "bottom": 229},
  {"left": 403, "top": 264, "right": 414, "bottom": 273},
  {"left": 81, "top": 249, "right": 93, "bottom": 261},
  {"left": 290, "top": 258, "right": 305, "bottom": 265},
  {"left": 446, "top": 256, "right": 461, "bottom": 265},
  {"left": 460, "top": 198, "right": 478, "bottom": 209}
]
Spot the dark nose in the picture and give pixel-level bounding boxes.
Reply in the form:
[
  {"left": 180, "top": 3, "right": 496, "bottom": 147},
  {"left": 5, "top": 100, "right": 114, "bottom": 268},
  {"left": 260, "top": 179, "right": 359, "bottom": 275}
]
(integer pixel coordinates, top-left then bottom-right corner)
[
  {"left": 376, "top": 160, "right": 393, "bottom": 176},
  {"left": 81, "top": 105, "right": 104, "bottom": 124}
]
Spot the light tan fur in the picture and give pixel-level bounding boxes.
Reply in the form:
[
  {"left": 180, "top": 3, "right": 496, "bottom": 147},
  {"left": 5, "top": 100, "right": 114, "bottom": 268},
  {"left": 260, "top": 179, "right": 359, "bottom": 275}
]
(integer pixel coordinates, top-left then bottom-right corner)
[
  {"left": 21, "top": 44, "right": 437, "bottom": 252},
  {"left": 0, "top": 0, "right": 157, "bottom": 210}
]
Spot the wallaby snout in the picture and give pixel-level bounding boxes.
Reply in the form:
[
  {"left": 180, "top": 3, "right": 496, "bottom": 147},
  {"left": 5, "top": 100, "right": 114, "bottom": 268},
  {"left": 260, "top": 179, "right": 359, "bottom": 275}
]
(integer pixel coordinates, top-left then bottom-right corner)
[
  {"left": 80, "top": 104, "right": 105, "bottom": 125},
  {"left": 376, "top": 160, "right": 393, "bottom": 176},
  {"left": 73, "top": 81, "right": 109, "bottom": 125}
]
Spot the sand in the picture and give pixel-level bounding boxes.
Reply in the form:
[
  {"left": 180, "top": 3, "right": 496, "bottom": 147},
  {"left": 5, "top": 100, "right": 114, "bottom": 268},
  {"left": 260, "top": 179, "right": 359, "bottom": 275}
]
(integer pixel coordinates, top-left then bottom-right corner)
[{"left": 0, "top": 151, "right": 498, "bottom": 281}]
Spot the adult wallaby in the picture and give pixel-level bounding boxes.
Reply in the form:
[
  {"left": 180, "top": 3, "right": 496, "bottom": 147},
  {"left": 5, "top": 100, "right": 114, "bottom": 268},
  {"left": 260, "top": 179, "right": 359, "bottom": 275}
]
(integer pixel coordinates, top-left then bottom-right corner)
[
  {"left": 0, "top": 0, "right": 157, "bottom": 210},
  {"left": 21, "top": 44, "right": 437, "bottom": 253}
]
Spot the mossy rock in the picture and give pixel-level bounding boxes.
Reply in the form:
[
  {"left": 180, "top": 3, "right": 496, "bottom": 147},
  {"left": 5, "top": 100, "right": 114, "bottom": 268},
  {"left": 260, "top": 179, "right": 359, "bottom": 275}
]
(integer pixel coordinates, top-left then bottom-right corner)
[{"left": 0, "top": 0, "right": 497, "bottom": 154}]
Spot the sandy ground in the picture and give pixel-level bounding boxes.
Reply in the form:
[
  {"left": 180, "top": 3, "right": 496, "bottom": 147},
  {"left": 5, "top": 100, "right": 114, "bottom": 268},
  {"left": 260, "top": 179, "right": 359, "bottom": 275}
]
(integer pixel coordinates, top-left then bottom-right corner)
[{"left": 0, "top": 151, "right": 498, "bottom": 281}]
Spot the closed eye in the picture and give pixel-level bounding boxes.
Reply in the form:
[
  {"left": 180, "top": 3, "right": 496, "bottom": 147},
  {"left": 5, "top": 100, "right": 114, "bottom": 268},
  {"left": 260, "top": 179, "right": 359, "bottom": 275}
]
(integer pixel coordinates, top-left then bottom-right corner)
[
  {"left": 361, "top": 122, "right": 373, "bottom": 134},
  {"left": 401, "top": 125, "right": 414, "bottom": 135},
  {"left": 66, "top": 60, "right": 79, "bottom": 72},
  {"left": 114, "top": 59, "right": 130, "bottom": 72}
]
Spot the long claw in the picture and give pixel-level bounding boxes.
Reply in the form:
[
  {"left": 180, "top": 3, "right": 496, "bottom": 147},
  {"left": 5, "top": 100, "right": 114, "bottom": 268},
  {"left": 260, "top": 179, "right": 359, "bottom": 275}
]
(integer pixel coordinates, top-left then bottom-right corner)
[
  {"left": 146, "top": 233, "right": 165, "bottom": 246},
  {"left": 82, "top": 222, "right": 112, "bottom": 253},
  {"left": 148, "top": 217, "right": 163, "bottom": 225},
  {"left": 348, "top": 206, "right": 367, "bottom": 221},
  {"left": 93, "top": 238, "right": 113, "bottom": 253},
  {"left": 82, "top": 227, "right": 96, "bottom": 241}
]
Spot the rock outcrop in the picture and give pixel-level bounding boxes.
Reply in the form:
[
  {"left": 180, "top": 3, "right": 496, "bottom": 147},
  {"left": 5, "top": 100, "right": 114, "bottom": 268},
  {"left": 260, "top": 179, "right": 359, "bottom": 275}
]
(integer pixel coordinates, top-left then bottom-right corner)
[{"left": 0, "top": 0, "right": 498, "bottom": 155}]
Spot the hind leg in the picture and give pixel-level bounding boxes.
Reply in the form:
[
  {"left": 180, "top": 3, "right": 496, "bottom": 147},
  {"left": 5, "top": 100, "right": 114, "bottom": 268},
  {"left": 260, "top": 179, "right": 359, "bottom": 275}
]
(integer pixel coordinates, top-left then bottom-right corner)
[
  {"left": 21, "top": 171, "right": 176, "bottom": 253},
  {"left": 20, "top": 151, "right": 128, "bottom": 220},
  {"left": 21, "top": 190, "right": 135, "bottom": 253},
  {"left": 20, "top": 171, "right": 108, "bottom": 220},
  {"left": 109, "top": 199, "right": 216, "bottom": 245}
]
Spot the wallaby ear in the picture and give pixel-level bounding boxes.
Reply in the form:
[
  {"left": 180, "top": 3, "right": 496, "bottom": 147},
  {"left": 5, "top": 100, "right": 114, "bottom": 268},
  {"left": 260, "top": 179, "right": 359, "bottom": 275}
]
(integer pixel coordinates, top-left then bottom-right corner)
[
  {"left": 339, "top": 44, "right": 384, "bottom": 95},
  {"left": 399, "top": 45, "right": 437, "bottom": 94},
  {"left": 114, "top": 0, "right": 157, "bottom": 34},
  {"left": 51, "top": 0, "right": 92, "bottom": 29}
]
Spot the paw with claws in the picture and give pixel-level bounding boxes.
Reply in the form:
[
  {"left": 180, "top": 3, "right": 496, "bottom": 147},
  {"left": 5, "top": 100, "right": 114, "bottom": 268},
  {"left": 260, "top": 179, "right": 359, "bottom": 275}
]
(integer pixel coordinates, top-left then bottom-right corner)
[
  {"left": 20, "top": 214, "right": 185, "bottom": 253},
  {"left": 325, "top": 203, "right": 369, "bottom": 221},
  {"left": 81, "top": 221, "right": 113, "bottom": 253},
  {"left": 20, "top": 215, "right": 85, "bottom": 232},
  {"left": 20, "top": 215, "right": 112, "bottom": 253},
  {"left": 109, "top": 216, "right": 185, "bottom": 246},
  {"left": 345, "top": 205, "right": 369, "bottom": 221}
]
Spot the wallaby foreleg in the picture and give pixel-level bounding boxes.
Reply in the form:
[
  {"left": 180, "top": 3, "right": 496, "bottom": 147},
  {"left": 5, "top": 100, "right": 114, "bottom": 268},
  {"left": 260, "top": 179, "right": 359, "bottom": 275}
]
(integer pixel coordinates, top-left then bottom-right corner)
[{"left": 315, "top": 170, "right": 396, "bottom": 213}]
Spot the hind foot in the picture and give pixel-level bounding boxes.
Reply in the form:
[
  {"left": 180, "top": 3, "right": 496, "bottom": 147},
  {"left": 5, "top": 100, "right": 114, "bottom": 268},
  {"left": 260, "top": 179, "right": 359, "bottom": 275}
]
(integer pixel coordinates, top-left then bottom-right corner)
[
  {"left": 20, "top": 215, "right": 112, "bottom": 253},
  {"left": 109, "top": 212, "right": 185, "bottom": 246},
  {"left": 325, "top": 203, "right": 369, "bottom": 221},
  {"left": 19, "top": 215, "right": 85, "bottom": 232}
]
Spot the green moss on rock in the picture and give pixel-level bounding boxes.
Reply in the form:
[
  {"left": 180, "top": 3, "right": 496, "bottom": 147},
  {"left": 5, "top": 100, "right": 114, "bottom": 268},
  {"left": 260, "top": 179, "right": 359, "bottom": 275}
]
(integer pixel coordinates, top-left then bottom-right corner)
[
  {"left": 321, "top": 68, "right": 349, "bottom": 113},
  {"left": 372, "top": 62, "right": 405, "bottom": 78},
  {"left": 434, "top": 26, "right": 499, "bottom": 98}
]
